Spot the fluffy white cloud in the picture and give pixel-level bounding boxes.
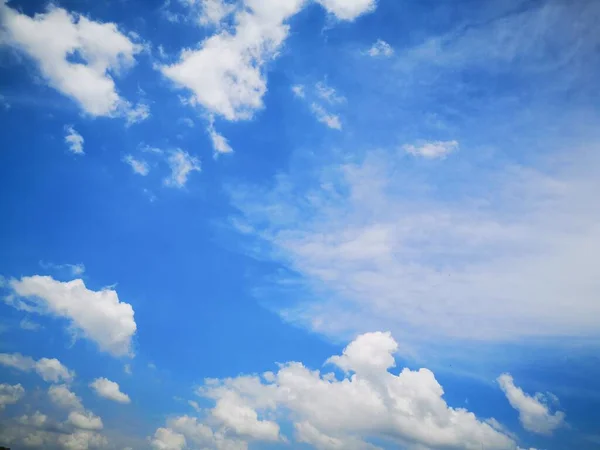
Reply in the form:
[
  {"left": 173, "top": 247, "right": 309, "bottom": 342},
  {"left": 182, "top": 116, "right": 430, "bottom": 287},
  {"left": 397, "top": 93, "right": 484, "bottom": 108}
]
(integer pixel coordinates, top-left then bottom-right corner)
[
  {"left": 123, "top": 154, "right": 150, "bottom": 176},
  {"left": 316, "top": 0, "right": 376, "bottom": 21},
  {"left": 498, "top": 374, "right": 565, "bottom": 435},
  {"left": 68, "top": 411, "right": 103, "bottom": 431},
  {"left": 403, "top": 140, "right": 459, "bottom": 159},
  {"left": 125, "top": 103, "right": 151, "bottom": 126},
  {"left": 207, "top": 118, "right": 233, "bottom": 155},
  {"left": 0, "top": 353, "right": 75, "bottom": 383},
  {"left": 0, "top": 3, "right": 144, "bottom": 119},
  {"left": 367, "top": 39, "right": 393, "bottom": 57},
  {"left": 49, "top": 384, "right": 84, "bottom": 411},
  {"left": 164, "top": 149, "right": 201, "bottom": 188},
  {"left": 90, "top": 378, "right": 131, "bottom": 404},
  {"left": 291, "top": 84, "right": 305, "bottom": 98},
  {"left": 0, "top": 383, "right": 24, "bottom": 409},
  {"left": 6, "top": 275, "right": 137, "bottom": 357},
  {"left": 310, "top": 103, "right": 342, "bottom": 130},
  {"left": 65, "top": 125, "right": 84, "bottom": 155},
  {"left": 152, "top": 416, "right": 248, "bottom": 450},
  {"left": 151, "top": 427, "right": 186, "bottom": 450},
  {"left": 40, "top": 261, "right": 85, "bottom": 276},
  {"left": 154, "top": 332, "right": 521, "bottom": 450},
  {"left": 162, "top": 0, "right": 377, "bottom": 121}
]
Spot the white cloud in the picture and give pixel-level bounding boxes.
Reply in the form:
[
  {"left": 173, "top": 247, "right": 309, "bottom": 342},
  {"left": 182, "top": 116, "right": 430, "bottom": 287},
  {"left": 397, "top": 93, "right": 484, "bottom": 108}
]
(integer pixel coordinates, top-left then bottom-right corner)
[
  {"left": 207, "top": 118, "right": 233, "bottom": 155},
  {"left": 498, "top": 374, "right": 565, "bottom": 435},
  {"left": 316, "top": 0, "right": 376, "bottom": 21},
  {"left": 125, "top": 103, "right": 151, "bottom": 126},
  {"left": 310, "top": 103, "right": 342, "bottom": 130},
  {"left": 151, "top": 416, "right": 248, "bottom": 450},
  {"left": 0, "top": 3, "right": 142, "bottom": 118},
  {"left": 124, "top": 364, "right": 132, "bottom": 375},
  {"left": 0, "top": 383, "right": 24, "bottom": 410},
  {"left": 180, "top": 117, "right": 195, "bottom": 128},
  {"left": 315, "top": 82, "right": 345, "bottom": 104},
  {"left": 195, "top": 0, "right": 237, "bottom": 27},
  {"left": 123, "top": 154, "right": 150, "bottom": 176},
  {"left": 154, "top": 332, "right": 519, "bottom": 450},
  {"left": 403, "top": 140, "right": 459, "bottom": 159},
  {"left": 291, "top": 84, "right": 305, "bottom": 98},
  {"left": 49, "top": 384, "right": 84, "bottom": 411},
  {"left": 65, "top": 125, "right": 84, "bottom": 155},
  {"left": 19, "top": 317, "right": 42, "bottom": 331},
  {"left": 188, "top": 400, "right": 201, "bottom": 412},
  {"left": 164, "top": 149, "right": 201, "bottom": 188},
  {"left": 67, "top": 411, "right": 103, "bottom": 431},
  {"left": 90, "top": 378, "right": 131, "bottom": 404},
  {"left": 0, "top": 353, "right": 75, "bottom": 383},
  {"left": 40, "top": 261, "right": 85, "bottom": 276},
  {"left": 229, "top": 146, "right": 600, "bottom": 349},
  {"left": 367, "top": 39, "right": 393, "bottom": 57},
  {"left": 151, "top": 427, "right": 186, "bottom": 450},
  {"left": 6, "top": 275, "right": 137, "bottom": 357}
]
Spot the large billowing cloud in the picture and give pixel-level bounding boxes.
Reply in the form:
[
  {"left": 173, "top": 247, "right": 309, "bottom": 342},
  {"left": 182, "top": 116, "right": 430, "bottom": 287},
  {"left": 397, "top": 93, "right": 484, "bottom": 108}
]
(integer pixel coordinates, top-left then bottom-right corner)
[
  {"left": 161, "top": 0, "right": 375, "bottom": 121},
  {"left": 498, "top": 374, "right": 565, "bottom": 435},
  {"left": 0, "top": 2, "right": 146, "bottom": 120},
  {"left": 6, "top": 276, "right": 137, "bottom": 357},
  {"left": 152, "top": 332, "right": 527, "bottom": 450}
]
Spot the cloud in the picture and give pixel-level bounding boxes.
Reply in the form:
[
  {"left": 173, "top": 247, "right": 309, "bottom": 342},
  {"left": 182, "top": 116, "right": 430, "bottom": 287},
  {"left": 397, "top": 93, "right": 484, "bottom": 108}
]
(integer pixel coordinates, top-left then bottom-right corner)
[
  {"left": 164, "top": 149, "right": 200, "bottom": 188},
  {"left": 64, "top": 125, "right": 84, "bottom": 155},
  {"left": 228, "top": 145, "right": 600, "bottom": 348},
  {"left": 196, "top": 0, "right": 237, "bottom": 27},
  {"left": 310, "top": 103, "right": 342, "bottom": 130},
  {"left": 367, "top": 39, "right": 393, "bottom": 57},
  {"left": 316, "top": 0, "right": 376, "bottom": 21},
  {"left": 151, "top": 427, "right": 186, "bottom": 450},
  {"left": 403, "top": 140, "right": 459, "bottom": 159},
  {"left": 40, "top": 261, "right": 85, "bottom": 277},
  {"left": 67, "top": 411, "right": 103, "bottom": 431},
  {"left": 6, "top": 275, "right": 137, "bottom": 357},
  {"left": 0, "top": 353, "right": 75, "bottom": 383},
  {"left": 498, "top": 374, "right": 565, "bottom": 435},
  {"left": 0, "top": 3, "right": 143, "bottom": 118},
  {"left": 0, "top": 383, "right": 24, "bottom": 410},
  {"left": 123, "top": 154, "right": 150, "bottom": 176},
  {"left": 207, "top": 117, "right": 233, "bottom": 155},
  {"left": 291, "top": 84, "right": 305, "bottom": 98},
  {"left": 162, "top": 0, "right": 377, "bottom": 121},
  {"left": 49, "top": 384, "right": 84, "bottom": 411},
  {"left": 125, "top": 103, "right": 151, "bottom": 126},
  {"left": 154, "top": 332, "right": 519, "bottom": 450},
  {"left": 315, "top": 81, "right": 345, "bottom": 104},
  {"left": 90, "top": 378, "right": 131, "bottom": 404},
  {"left": 19, "top": 318, "right": 42, "bottom": 331}
]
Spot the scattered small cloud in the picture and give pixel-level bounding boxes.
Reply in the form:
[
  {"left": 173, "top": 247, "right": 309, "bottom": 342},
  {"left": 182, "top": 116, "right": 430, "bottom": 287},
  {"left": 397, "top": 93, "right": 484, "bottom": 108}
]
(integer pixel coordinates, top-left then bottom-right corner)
[
  {"left": 39, "top": 261, "right": 85, "bottom": 277},
  {"left": 19, "top": 318, "right": 41, "bottom": 331},
  {"left": 0, "top": 353, "right": 75, "bottom": 383},
  {"left": 403, "top": 140, "right": 459, "bottom": 159},
  {"left": 64, "top": 125, "right": 84, "bottom": 155},
  {"left": 90, "top": 378, "right": 131, "bottom": 404},
  {"left": 188, "top": 400, "right": 201, "bottom": 413},
  {"left": 367, "top": 39, "right": 394, "bottom": 57},
  {"left": 125, "top": 103, "right": 151, "bottom": 126},
  {"left": 498, "top": 373, "right": 566, "bottom": 435},
  {"left": 124, "top": 364, "right": 132, "bottom": 375},
  {"left": 291, "top": 84, "right": 305, "bottom": 98},
  {"left": 310, "top": 103, "right": 342, "bottom": 130},
  {"left": 207, "top": 117, "right": 233, "bottom": 156},
  {"left": 179, "top": 117, "right": 195, "bottom": 128},
  {"left": 0, "top": 383, "right": 24, "bottom": 410},
  {"left": 123, "top": 154, "right": 150, "bottom": 176},
  {"left": 315, "top": 81, "right": 345, "bottom": 104},
  {"left": 164, "top": 149, "right": 200, "bottom": 188},
  {"left": 140, "top": 144, "right": 164, "bottom": 154}
]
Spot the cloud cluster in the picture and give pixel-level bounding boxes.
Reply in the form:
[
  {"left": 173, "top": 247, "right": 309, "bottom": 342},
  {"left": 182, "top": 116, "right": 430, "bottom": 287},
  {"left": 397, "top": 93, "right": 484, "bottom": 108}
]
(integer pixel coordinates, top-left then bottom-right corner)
[
  {"left": 162, "top": 0, "right": 375, "bottom": 121},
  {"left": 0, "top": 383, "right": 24, "bottom": 410},
  {"left": 152, "top": 332, "right": 526, "bottom": 450},
  {"left": 164, "top": 149, "right": 201, "bottom": 188},
  {"left": 6, "top": 275, "right": 137, "bottom": 357},
  {"left": 0, "top": 353, "right": 74, "bottom": 383},
  {"left": 0, "top": 3, "right": 145, "bottom": 120}
]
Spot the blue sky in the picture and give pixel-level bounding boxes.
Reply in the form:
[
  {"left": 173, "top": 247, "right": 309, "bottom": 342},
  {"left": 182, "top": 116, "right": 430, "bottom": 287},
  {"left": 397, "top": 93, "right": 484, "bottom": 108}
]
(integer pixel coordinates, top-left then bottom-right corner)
[{"left": 0, "top": 0, "right": 599, "bottom": 449}]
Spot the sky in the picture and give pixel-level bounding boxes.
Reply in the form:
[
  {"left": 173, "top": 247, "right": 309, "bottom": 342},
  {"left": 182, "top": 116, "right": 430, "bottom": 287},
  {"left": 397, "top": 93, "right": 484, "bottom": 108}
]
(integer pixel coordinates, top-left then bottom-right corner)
[{"left": 0, "top": 0, "right": 599, "bottom": 449}]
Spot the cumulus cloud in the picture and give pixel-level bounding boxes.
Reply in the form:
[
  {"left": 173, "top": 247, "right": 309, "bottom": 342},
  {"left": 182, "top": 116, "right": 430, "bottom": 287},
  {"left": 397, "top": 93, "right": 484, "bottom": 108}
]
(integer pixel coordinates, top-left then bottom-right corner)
[
  {"left": 162, "top": 0, "right": 376, "bottom": 121},
  {"left": 90, "top": 378, "right": 131, "bottom": 404},
  {"left": 65, "top": 126, "right": 84, "bottom": 155},
  {"left": 67, "top": 411, "right": 103, "bottom": 431},
  {"left": 498, "top": 374, "right": 565, "bottom": 435},
  {"left": 0, "top": 353, "right": 75, "bottom": 383},
  {"left": 0, "top": 3, "right": 144, "bottom": 119},
  {"left": 403, "top": 140, "right": 459, "bottom": 159},
  {"left": 123, "top": 154, "right": 150, "bottom": 176},
  {"left": 6, "top": 275, "right": 137, "bottom": 357},
  {"left": 49, "top": 384, "right": 84, "bottom": 411},
  {"left": 367, "top": 39, "right": 393, "bottom": 57},
  {"left": 0, "top": 383, "right": 24, "bottom": 410},
  {"left": 125, "top": 103, "right": 151, "bottom": 126},
  {"left": 40, "top": 261, "right": 86, "bottom": 277},
  {"left": 316, "top": 0, "right": 376, "bottom": 21},
  {"left": 154, "top": 332, "right": 521, "bottom": 450},
  {"left": 164, "top": 149, "right": 200, "bottom": 188}
]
